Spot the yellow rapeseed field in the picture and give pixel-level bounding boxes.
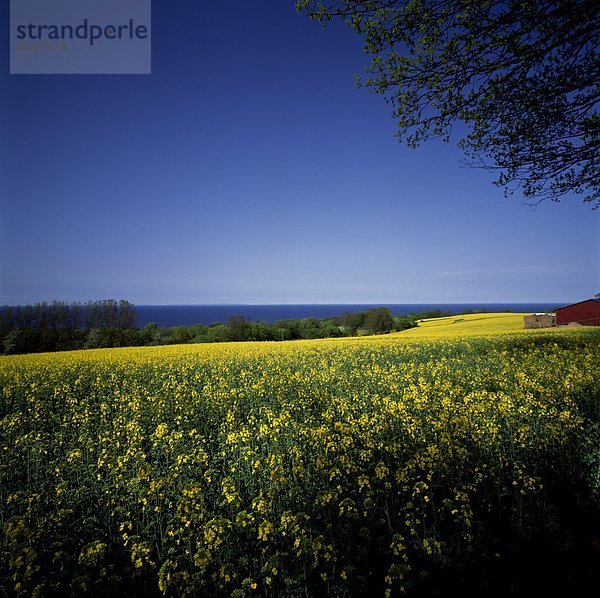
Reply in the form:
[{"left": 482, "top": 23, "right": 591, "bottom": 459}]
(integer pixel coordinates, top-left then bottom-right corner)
[
  {"left": 1, "top": 317, "right": 599, "bottom": 596},
  {"left": 392, "top": 312, "right": 548, "bottom": 337}
]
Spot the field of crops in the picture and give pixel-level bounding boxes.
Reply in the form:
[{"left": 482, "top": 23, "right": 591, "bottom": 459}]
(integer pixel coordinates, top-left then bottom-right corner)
[
  {"left": 1, "top": 321, "right": 599, "bottom": 596},
  {"left": 394, "top": 312, "right": 546, "bottom": 337}
]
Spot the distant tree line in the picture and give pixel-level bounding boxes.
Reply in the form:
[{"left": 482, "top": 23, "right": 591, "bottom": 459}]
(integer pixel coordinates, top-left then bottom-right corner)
[
  {"left": 0, "top": 300, "right": 137, "bottom": 355},
  {"left": 135, "top": 307, "right": 425, "bottom": 347},
  {"left": 0, "top": 302, "right": 470, "bottom": 355}
]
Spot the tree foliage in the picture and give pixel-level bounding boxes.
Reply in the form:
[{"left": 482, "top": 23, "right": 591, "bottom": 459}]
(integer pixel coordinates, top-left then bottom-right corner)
[
  {"left": 363, "top": 307, "right": 394, "bottom": 333},
  {"left": 0, "top": 303, "right": 425, "bottom": 354},
  {"left": 0, "top": 300, "right": 137, "bottom": 354},
  {"left": 297, "top": 0, "right": 599, "bottom": 206}
]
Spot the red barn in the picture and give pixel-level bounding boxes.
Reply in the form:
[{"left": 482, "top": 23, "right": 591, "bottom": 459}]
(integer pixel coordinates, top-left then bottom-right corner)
[{"left": 555, "top": 299, "right": 600, "bottom": 326}]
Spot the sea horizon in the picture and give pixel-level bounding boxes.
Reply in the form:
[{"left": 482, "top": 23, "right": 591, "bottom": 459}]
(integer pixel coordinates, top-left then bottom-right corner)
[{"left": 134, "top": 302, "right": 564, "bottom": 327}]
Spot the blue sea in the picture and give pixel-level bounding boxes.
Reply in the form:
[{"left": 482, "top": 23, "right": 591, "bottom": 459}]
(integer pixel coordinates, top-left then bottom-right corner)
[{"left": 135, "top": 304, "right": 561, "bottom": 328}]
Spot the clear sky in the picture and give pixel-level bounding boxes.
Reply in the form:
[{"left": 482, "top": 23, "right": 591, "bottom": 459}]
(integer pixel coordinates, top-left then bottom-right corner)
[{"left": 1, "top": 1, "right": 598, "bottom": 305}]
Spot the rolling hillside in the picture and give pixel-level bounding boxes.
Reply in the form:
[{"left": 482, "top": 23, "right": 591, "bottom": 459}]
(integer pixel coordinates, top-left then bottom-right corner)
[{"left": 394, "top": 312, "right": 540, "bottom": 337}]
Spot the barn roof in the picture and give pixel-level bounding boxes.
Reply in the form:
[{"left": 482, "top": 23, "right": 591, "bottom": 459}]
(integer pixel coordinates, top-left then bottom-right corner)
[{"left": 555, "top": 298, "right": 600, "bottom": 311}]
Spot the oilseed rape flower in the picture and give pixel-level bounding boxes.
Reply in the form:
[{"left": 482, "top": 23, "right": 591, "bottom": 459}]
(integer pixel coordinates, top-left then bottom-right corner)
[{"left": 0, "top": 327, "right": 598, "bottom": 595}]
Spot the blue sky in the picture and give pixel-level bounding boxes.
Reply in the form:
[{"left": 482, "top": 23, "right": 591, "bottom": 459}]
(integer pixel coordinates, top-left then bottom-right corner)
[{"left": 1, "top": 1, "right": 598, "bottom": 305}]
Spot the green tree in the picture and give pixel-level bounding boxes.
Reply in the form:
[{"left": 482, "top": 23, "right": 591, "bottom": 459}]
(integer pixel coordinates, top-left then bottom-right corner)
[
  {"left": 228, "top": 315, "right": 249, "bottom": 342},
  {"left": 2, "top": 330, "right": 18, "bottom": 354},
  {"left": 363, "top": 307, "right": 394, "bottom": 333},
  {"left": 273, "top": 325, "right": 292, "bottom": 341},
  {"left": 84, "top": 329, "right": 105, "bottom": 349},
  {"left": 298, "top": 0, "right": 599, "bottom": 206},
  {"left": 118, "top": 300, "right": 137, "bottom": 329},
  {"left": 274, "top": 319, "right": 301, "bottom": 339},
  {"left": 245, "top": 321, "right": 273, "bottom": 341},
  {"left": 393, "top": 315, "right": 417, "bottom": 331},
  {"left": 204, "top": 324, "right": 232, "bottom": 343},
  {"left": 138, "top": 322, "right": 160, "bottom": 345},
  {"left": 0, "top": 307, "right": 14, "bottom": 348},
  {"left": 299, "top": 317, "right": 324, "bottom": 339},
  {"left": 171, "top": 326, "right": 193, "bottom": 344},
  {"left": 334, "top": 311, "right": 364, "bottom": 330}
]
